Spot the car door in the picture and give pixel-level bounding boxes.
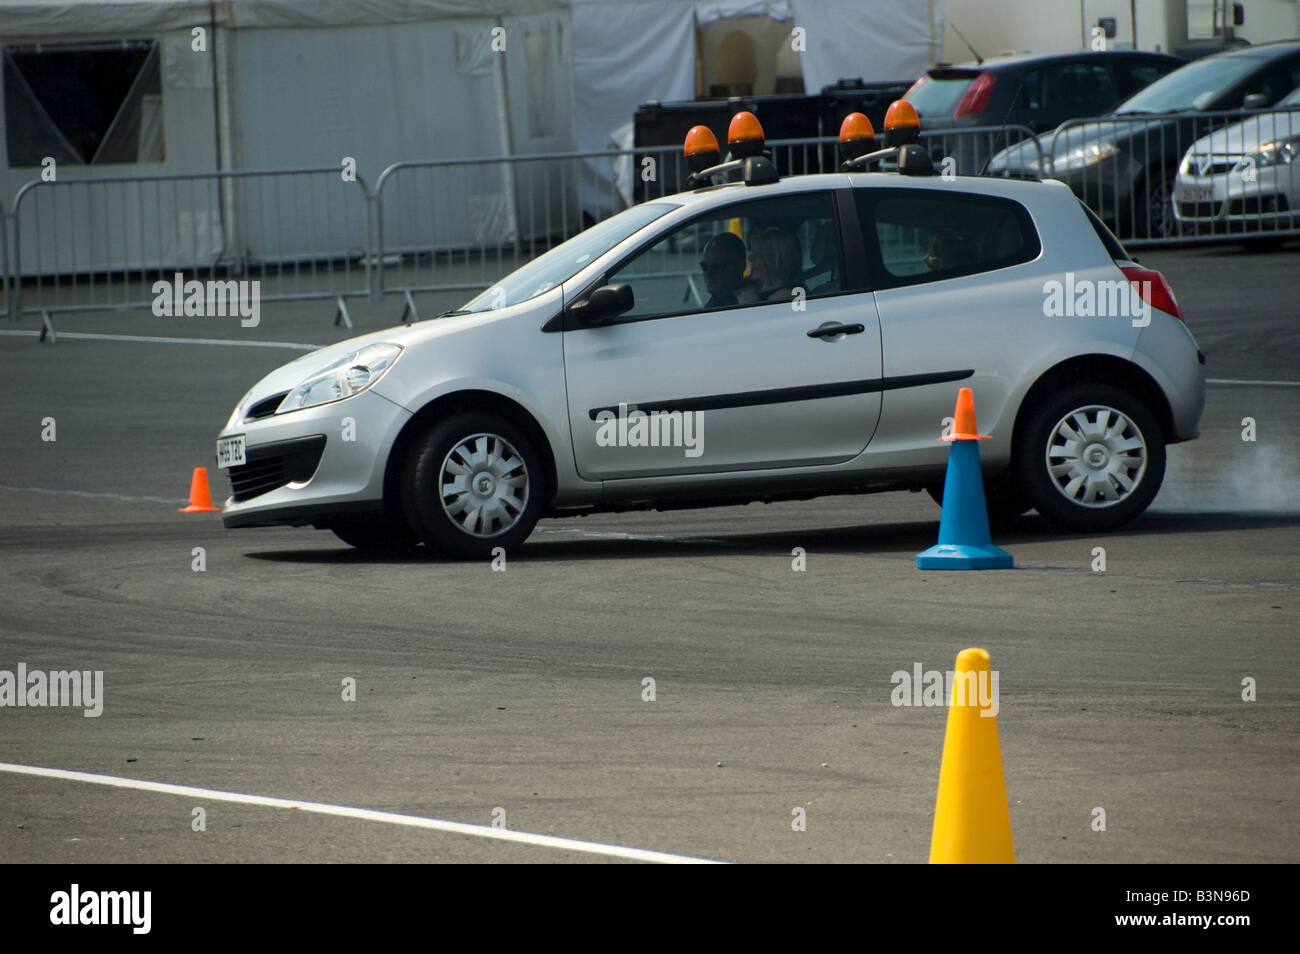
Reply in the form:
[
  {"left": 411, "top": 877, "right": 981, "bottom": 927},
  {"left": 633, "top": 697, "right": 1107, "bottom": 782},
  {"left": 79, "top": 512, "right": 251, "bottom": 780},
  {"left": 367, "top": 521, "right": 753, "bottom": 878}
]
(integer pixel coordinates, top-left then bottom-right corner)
[
  {"left": 562, "top": 189, "right": 884, "bottom": 481},
  {"left": 1039, "top": 59, "right": 1120, "bottom": 129},
  {"left": 856, "top": 186, "right": 1043, "bottom": 465}
]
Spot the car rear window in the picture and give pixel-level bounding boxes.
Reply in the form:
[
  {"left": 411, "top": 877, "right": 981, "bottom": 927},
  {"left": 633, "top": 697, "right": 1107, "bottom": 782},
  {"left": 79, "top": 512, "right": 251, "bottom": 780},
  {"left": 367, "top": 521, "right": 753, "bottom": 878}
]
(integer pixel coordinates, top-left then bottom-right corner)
[
  {"left": 1079, "top": 200, "right": 1131, "bottom": 261},
  {"left": 905, "top": 71, "right": 979, "bottom": 119},
  {"left": 856, "top": 188, "right": 1040, "bottom": 287}
]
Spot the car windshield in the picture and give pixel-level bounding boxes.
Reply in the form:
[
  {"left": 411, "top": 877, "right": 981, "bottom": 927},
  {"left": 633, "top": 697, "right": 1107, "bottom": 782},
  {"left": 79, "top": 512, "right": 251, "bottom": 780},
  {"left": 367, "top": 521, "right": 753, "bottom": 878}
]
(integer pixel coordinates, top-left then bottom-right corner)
[
  {"left": 460, "top": 203, "right": 677, "bottom": 312},
  {"left": 1115, "top": 54, "right": 1264, "bottom": 113}
]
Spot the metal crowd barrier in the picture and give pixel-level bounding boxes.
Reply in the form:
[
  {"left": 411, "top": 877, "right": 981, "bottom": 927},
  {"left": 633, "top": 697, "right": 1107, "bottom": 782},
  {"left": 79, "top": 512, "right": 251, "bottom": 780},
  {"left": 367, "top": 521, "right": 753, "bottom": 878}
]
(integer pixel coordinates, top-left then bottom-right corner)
[
  {"left": 7, "top": 168, "right": 371, "bottom": 320},
  {"left": 0, "top": 199, "right": 10, "bottom": 319},
  {"left": 370, "top": 137, "right": 857, "bottom": 303},
  {"left": 5, "top": 116, "right": 1286, "bottom": 327},
  {"left": 1043, "top": 105, "right": 1300, "bottom": 246},
  {"left": 919, "top": 124, "right": 1043, "bottom": 177}
]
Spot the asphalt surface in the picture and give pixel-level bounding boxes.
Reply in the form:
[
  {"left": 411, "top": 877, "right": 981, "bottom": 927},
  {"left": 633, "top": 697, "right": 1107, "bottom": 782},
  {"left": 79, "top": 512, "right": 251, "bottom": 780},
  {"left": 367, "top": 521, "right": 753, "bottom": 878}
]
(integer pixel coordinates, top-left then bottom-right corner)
[{"left": 1, "top": 240, "right": 1298, "bottom": 864}]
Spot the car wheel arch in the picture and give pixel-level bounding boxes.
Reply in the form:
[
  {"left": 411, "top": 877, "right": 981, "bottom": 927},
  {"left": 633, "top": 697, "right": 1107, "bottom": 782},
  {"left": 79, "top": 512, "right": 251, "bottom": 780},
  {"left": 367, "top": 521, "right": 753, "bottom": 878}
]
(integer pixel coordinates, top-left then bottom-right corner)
[
  {"left": 1011, "top": 354, "right": 1175, "bottom": 456},
  {"left": 382, "top": 390, "right": 558, "bottom": 516}
]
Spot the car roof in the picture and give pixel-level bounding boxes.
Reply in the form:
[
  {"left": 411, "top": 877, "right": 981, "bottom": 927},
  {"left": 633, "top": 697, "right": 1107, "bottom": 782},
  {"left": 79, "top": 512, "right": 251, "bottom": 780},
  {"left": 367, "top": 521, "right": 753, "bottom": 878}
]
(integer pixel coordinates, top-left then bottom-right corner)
[
  {"left": 1210, "top": 39, "right": 1300, "bottom": 60},
  {"left": 932, "top": 49, "right": 1183, "bottom": 73},
  {"left": 663, "top": 171, "right": 1066, "bottom": 210}
]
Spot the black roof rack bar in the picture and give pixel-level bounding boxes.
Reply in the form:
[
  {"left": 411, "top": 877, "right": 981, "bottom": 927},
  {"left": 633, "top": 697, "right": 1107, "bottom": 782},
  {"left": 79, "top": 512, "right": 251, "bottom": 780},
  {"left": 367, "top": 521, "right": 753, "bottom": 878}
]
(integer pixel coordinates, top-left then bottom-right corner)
[
  {"left": 687, "top": 158, "right": 745, "bottom": 188},
  {"left": 841, "top": 146, "right": 899, "bottom": 172}
]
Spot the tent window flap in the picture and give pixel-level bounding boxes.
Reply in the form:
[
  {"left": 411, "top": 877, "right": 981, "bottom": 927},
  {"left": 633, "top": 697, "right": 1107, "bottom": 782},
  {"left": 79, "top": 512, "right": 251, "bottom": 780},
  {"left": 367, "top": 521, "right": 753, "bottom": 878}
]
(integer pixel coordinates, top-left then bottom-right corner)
[{"left": 4, "top": 39, "right": 165, "bottom": 167}]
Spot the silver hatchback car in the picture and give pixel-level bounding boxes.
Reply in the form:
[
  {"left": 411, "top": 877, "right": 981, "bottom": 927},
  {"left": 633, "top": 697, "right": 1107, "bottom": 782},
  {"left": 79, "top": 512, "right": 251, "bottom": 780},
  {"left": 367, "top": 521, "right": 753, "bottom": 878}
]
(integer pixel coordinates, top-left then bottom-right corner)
[{"left": 217, "top": 121, "right": 1205, "bottom": 558}]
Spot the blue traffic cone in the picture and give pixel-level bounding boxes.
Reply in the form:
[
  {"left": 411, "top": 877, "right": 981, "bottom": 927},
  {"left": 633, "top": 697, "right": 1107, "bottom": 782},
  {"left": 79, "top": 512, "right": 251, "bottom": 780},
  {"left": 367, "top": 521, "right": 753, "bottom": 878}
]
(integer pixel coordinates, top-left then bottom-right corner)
[{"left": 917, "top": 388, "right": 1014, "bottom": 570}]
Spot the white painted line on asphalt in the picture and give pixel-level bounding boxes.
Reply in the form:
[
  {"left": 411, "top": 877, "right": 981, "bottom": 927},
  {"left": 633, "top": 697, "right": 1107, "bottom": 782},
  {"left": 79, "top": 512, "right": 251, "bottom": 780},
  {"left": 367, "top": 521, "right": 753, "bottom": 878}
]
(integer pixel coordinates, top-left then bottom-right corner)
[
  {"left": 0, "top": 484, "right": 188, "bottom": 504},
  {"left": 1207, "top": 378, "right": 1300, "bottom": 388},
  {"left": 0, "top": 762, "right": 725, "bottom": 864},
  {"left": 0, "top": 329, "right": 318, "bottom": 350}
]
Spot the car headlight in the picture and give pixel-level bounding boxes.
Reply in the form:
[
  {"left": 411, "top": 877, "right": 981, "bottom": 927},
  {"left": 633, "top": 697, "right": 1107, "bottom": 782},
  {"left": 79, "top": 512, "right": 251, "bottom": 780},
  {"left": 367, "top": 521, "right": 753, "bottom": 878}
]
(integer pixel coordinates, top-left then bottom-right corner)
[
  {"left": 279, "top": 343, "right": 403, "bottom": 413},
  {"left": 1055, "top": 141, "right": 1116, "bottom": 173},
  {"left": 1243, "top": 136, "right": 1299, "bottom": 169}
]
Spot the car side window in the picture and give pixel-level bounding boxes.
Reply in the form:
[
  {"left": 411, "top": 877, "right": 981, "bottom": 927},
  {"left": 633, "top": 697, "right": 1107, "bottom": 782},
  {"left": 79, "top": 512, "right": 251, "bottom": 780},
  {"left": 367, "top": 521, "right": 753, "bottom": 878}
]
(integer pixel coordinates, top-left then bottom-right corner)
[
  {"left": 1013, "top": 69, "right": 1043, "bottom": 114},
  {"left": 856, "top": 189, "right": 1040, "bottom": 288},
  {"left": 1248, "top": 58, "right": 1300, "bottom": 106},
  {"left": 604, "top": 192, "right": 843, "bottom": 321},
  {"left": 1043, "top": 61, "right": 1118, "bottom": 116}
]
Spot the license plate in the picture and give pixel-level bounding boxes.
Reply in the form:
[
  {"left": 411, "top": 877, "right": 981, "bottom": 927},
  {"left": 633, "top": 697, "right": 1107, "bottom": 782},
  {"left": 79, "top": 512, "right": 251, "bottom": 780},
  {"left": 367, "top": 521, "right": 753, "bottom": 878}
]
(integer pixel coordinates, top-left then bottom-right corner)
[
  {"left": 216, "top": 435, "right": 246, "bottom": 469},
  {"left": 1176, "top": 184, "right": 1213, "bottom": 203}
]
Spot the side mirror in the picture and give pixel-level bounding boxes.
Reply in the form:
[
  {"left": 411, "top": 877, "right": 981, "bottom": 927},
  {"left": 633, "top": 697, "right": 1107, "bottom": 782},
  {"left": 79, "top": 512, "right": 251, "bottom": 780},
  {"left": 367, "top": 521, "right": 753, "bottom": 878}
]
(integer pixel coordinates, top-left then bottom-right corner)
[
  {"left": 569, "top": 283, "right": 634, "bottom": 326},
  {"left": 1242, "top": 93, "right": 1269, "bottom": 110}
]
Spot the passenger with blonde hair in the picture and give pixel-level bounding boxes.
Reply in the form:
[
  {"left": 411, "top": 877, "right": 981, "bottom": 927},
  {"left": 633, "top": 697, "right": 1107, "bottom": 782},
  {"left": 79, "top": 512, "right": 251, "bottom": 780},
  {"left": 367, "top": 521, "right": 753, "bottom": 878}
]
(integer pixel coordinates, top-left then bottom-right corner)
[{"left": 739, "top": 226, "right": 802, "bottom": 304}]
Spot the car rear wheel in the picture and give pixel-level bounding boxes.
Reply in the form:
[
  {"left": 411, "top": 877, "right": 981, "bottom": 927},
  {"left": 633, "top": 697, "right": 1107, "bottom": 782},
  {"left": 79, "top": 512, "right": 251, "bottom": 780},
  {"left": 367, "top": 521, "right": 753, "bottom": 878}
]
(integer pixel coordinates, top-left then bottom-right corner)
[
  {"left": 926, "top": 476, "right": 1032, "bottom": 526},
  {"left": 330, "top": 512, "right": 418, "bottom": 554},
  {"left": 401, "top": 413, "right": 544, "bottom": 559},
  {"left": 1015, "top": 384, "right": 1165, "bottom": 532}
]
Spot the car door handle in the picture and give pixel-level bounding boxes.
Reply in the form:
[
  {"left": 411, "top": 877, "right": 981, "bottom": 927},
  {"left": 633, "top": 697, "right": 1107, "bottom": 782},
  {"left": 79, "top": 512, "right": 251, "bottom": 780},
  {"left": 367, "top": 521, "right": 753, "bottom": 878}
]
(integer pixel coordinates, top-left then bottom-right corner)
[{"left": 806, "top": 322, "right": 865, "bottom": 339}]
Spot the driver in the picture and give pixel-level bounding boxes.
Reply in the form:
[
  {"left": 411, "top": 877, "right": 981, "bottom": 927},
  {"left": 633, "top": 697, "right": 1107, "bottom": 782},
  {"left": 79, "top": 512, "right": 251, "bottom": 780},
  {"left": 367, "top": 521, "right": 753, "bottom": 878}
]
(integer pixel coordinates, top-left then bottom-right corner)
[{"left": 699, "top": 232, "right": 750, "bottom": 307}]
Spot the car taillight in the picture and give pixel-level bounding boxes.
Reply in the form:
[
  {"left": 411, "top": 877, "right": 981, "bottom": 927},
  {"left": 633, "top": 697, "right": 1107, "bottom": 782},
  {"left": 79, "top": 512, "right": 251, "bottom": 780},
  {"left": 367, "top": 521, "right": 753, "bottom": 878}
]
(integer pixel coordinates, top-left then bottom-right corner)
[
  {"left": 953, "top": 71, "right": 995, "bottom": 118},
  {"left": 1121, "top": 264, "right": 1183, "bottom": 321}
]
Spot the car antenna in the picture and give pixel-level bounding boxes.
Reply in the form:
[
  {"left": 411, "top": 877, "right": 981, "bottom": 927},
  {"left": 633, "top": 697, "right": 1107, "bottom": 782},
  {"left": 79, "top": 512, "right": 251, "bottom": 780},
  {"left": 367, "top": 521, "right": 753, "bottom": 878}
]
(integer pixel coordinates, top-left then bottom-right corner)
[{"left": 949, "top": 22, "right": 983, "bottom": 65}]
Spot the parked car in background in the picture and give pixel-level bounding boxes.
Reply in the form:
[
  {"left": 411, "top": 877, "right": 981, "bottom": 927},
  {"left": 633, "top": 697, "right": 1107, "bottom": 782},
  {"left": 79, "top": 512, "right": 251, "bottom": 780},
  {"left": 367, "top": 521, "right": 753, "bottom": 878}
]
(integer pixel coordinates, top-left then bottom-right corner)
[
  {"left": 1173, "top": 85, "right": 1300, "bottom": 247},
  {"left": 903, "top": 51, "right": 1183, "bottom": 174},
  {"left": 987, "top": 41, "right": 1300, "bottom": 239},
  {"left": 905, "top": 51, "right": 1185, "bottom": 134}
]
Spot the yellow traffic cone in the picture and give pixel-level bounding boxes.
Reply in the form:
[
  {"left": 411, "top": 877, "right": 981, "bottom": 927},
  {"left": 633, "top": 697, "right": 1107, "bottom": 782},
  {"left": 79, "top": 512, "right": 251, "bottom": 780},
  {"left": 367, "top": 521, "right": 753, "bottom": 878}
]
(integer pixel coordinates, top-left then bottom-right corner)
[{"left": 929, "top": 647, "right": 1015, "bottom": 863}]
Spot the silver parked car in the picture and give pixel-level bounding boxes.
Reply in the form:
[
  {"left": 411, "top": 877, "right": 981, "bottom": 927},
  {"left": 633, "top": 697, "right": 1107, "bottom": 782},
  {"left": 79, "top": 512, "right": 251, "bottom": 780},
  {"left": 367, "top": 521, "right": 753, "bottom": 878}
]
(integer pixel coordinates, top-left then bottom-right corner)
[
  {"left": 217, "top": 126, "right": 1205, "bottom": 557},
  {"left": 1174, "top": 86, "right": 1300, "bottom": 244}
]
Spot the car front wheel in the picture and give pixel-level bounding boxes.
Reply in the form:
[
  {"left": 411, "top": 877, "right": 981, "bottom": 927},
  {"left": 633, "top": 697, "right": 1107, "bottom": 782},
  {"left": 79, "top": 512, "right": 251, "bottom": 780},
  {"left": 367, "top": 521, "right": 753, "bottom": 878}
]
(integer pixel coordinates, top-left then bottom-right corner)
[
  {"left": 1016, "top": 384, "right": 1165, "bottom": 532},
  {"left": 1139, "top": 170, "right": 1179, "bottom": 240},
  {"left": 402, "top": 413, "right": 545, "bottom": 559}
]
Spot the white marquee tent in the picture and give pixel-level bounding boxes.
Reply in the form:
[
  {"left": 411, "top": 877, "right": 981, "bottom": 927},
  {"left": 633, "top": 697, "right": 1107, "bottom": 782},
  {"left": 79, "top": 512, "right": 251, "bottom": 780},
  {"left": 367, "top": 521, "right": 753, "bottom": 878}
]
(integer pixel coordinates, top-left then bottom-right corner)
[
  {"left": 0, "top": 0, "right": 577, "bottom": 273},
  {"left": 572, "top": 0, "right": 946, "bottom": 217}
]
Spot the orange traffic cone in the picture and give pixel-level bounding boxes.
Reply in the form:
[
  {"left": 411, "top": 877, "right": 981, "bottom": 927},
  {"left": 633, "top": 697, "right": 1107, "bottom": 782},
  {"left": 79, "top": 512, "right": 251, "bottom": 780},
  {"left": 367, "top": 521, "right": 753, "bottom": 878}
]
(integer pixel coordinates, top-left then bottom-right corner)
[
  {"left": 916, "top": 388, "right": 1013, "bottom": 569},
  {"left": 178, "top": 467, "right": 222, "bottom": 513},
  {"left": 946, "top": 387, "right": 990, "bottom": 442}
]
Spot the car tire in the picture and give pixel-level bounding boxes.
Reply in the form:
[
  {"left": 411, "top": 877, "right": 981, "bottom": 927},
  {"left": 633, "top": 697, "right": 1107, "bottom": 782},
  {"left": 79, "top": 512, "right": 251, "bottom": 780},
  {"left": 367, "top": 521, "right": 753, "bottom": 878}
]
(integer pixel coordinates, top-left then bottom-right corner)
[
  {"left": 330, "top": 512, "right": 418, "bottom": 554},
  {"left": 926, "top": 476, "right": 1032, "bottom": 526},
  {"left": 1138, "top": 169, "right": 1179, "bottom": 240},
  {"left": 401, "top": 413, "right": 545, "bottom": 559},
  {"left": 1015, "top": 384, "right": 1165, "bottom": 533}
]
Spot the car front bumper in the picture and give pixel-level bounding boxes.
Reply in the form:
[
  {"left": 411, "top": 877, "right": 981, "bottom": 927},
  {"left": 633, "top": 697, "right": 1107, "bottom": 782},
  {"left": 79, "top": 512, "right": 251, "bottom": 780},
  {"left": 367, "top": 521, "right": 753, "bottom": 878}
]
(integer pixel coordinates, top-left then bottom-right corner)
[
  {"left": 1173, "top": 168, "right": 1296, "bottom": 226},
  {"left": 217, "top": 389, "right": 412, "bottom": 528}
]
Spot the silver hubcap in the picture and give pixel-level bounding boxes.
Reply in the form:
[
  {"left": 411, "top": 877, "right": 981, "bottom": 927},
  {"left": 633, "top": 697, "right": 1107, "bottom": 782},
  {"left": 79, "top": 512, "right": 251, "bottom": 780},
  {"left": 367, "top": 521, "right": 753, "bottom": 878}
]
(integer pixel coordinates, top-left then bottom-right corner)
[
  {"left": 439, "top": 433, "right": 529, "bottom": 537},
  {"left": 1045, "top": 405, "right": 1147, "bottom": 508}
]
